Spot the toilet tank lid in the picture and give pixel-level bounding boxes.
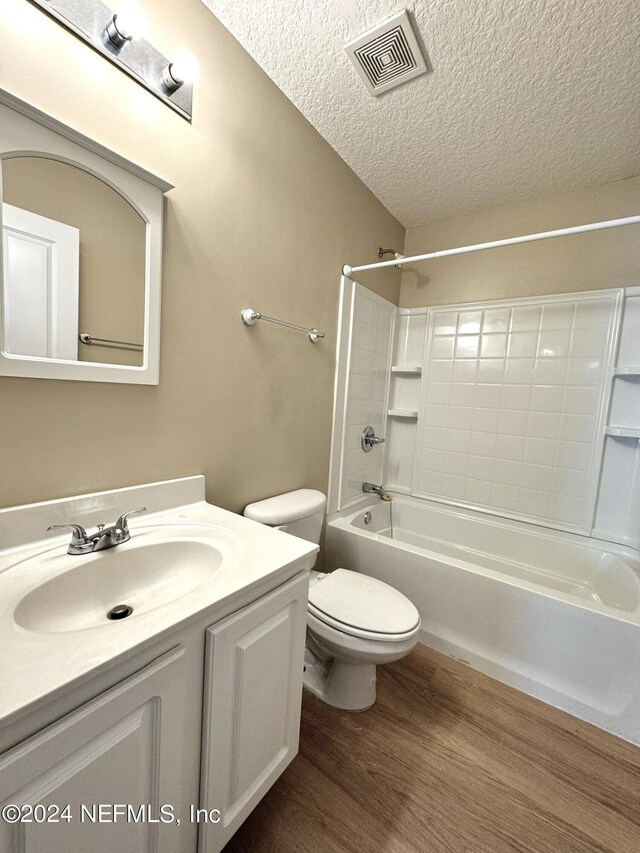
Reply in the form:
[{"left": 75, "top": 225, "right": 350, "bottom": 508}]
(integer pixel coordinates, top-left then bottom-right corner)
[{"left": 243, "top": 489, "right": 327, "bottom": 525}]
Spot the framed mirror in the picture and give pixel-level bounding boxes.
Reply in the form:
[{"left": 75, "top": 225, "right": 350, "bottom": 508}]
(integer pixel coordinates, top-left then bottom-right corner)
[{"left": 0, "top": 90, "right": 172, "bottom": 384}]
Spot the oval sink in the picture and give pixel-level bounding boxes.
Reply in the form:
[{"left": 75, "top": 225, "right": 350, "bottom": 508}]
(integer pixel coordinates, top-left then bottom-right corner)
[{"left": 13, "top": 525, "right": 241, "bottom": 633}]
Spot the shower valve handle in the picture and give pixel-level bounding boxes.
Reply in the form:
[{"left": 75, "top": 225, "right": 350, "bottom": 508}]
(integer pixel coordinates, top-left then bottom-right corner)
[{"left": 361, "top": 426, "right": 385, "bottom": 452}]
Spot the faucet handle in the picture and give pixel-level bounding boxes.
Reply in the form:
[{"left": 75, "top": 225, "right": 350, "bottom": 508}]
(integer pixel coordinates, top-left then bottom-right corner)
[
  {"left": 47, "top": 523, "right": 89, "bottom": 546},
  {"left": 361, "top": 426, "right": 385, "bottom": 452},
  {"left": 115, "top": 506, "right": 147, "bottom": 534}
]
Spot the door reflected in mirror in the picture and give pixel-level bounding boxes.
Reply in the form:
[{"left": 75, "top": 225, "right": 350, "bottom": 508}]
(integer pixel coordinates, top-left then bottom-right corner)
[{"left": 2, "top": 156, "right": 146, "bottom": 367}]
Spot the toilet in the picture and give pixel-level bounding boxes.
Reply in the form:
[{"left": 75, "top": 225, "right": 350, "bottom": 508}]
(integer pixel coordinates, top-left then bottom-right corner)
[{"left": 244, "top": 489, "right": 421, "bottom": 711}]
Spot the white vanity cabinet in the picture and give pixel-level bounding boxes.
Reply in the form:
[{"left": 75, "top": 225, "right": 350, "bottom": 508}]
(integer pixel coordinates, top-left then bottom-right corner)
[
  {"left": 0, "top": 477, "right": 318, "bottom": 852},
  {"left": 199, "top": 573, "right": 309, "bottom": 853},
  {"left": 0, "top": 571, "right": 309, "bottom": 853},
  {"left": 0, "top": 647, "right": 188, "bottom": 853}
]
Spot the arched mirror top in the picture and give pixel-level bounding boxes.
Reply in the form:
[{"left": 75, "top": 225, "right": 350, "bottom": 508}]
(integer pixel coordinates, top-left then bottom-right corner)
[{"left": 0, "top": 151, "right": 152, "bottom": 224}]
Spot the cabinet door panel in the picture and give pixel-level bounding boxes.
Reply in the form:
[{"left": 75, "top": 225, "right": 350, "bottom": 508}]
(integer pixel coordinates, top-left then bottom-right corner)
[
  {"left": 199, "top": 573, "right": 308, "bottom": 853},
  {"left": 0, "top": 646, "right": 186, "bottom": 853}
]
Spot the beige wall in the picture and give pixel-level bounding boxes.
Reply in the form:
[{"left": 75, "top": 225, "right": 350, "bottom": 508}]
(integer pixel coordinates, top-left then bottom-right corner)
[
  {"left": 400, "top": 175, "right": 640, "bottom": 308},
  {"left": 0, "top": 1, "right": 403, "bottom": 511},
  {"left": 3, "top": 157, "right": 145, "bottom": 366}
]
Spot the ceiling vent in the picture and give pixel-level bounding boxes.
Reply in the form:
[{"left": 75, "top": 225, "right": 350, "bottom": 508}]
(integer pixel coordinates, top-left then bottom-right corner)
[{"left": 345, "top": 10, "right": 428, "bottom": 97}]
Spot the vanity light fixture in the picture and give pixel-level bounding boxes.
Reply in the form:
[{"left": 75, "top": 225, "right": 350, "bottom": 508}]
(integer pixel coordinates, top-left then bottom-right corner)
[{"left": 28, "top": 0, "right": 195, "bottom": 121}]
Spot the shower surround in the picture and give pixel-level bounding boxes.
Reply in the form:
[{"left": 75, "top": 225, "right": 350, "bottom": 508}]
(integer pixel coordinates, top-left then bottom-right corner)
[{"left": 327, "top": 278, "right": 640, "bottom": 743}]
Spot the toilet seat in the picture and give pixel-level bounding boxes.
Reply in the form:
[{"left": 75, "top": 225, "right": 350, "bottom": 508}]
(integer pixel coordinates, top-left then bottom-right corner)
[{"left": 308, "top": 568, "right": 420, "bottom": 642}]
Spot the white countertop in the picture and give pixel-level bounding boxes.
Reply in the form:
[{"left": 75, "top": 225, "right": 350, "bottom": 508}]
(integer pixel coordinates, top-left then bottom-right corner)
[{"left": 0, "top": 477, "right": 318, "bottom": 728}]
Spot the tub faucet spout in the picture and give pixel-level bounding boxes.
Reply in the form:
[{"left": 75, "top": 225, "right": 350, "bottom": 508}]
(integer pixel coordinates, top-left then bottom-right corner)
[{"left": 362, "top": 482, "right": 384, "bottom": 497}]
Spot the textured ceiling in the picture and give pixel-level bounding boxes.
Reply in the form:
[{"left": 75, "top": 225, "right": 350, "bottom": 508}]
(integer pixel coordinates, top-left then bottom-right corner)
[{"left": 202, "top": 0, "right": 640, "bottom": 227}]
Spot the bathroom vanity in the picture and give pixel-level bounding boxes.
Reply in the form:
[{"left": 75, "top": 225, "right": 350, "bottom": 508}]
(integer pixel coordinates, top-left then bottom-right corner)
[{"left": 0, "top": 476, "right": 317, "bottom": 852}]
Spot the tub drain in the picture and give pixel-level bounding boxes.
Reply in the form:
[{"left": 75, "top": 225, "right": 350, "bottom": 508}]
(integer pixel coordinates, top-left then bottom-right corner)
[{"left": 107, "top": 604, "right": 133, "bottom": 620}]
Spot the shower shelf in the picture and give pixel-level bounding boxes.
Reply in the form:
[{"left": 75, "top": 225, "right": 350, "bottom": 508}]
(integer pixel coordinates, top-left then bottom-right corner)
[
  {"left": 613, "top": 367, "right": 640, "bottom": 377},
  {"left": 391, "top": 365, "right": 422, "bottom": 375},
  {"left": 388, "top": 409, "right": 418, "bottom": 418},
  {"left": 605, "top": 427, "right": 640, "bottom": 439}
]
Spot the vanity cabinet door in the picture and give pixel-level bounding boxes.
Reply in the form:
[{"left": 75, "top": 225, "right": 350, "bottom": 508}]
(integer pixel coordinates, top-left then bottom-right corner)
[
  {"left": 0, "top": 646, "right": 187, "bottom": 853},
  {"left": 199, "top": 572, "right": 309, "bottom": 853}
]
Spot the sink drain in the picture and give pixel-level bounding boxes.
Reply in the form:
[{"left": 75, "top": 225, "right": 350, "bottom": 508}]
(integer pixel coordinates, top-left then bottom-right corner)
[{"left": 107, "top": 604, "right": 133, "bottom": 621}]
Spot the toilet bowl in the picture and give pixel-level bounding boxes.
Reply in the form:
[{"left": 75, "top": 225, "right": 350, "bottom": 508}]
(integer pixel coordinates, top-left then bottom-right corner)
[{"left": 244, "top": 489, "right": 421, "bottom": 711}]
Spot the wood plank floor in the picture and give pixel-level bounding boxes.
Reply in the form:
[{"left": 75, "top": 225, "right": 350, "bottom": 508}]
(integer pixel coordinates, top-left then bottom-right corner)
[{"left": 225, "top": 643, "right": 640, "bottom": 853}]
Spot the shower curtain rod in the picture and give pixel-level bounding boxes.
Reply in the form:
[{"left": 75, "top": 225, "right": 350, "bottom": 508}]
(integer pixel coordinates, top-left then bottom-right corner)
[{"left": 342, "top": 214, "right": 640, "bottom": 278}]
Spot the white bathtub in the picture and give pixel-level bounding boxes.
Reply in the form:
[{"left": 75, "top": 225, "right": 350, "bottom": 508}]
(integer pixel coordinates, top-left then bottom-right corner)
[{"left": 326, "top": 495, "right": 640, "bottom": 745}]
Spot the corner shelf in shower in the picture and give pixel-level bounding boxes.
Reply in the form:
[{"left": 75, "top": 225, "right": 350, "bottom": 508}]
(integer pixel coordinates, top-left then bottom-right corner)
[
  {"left": 391, "top": 365, "right": 422, "bottom": 375},
  {"left": 605, "top": 427, "right": 640, "bottom": 439},
  {"left": 613, "top": 367, "right": 640, "bottom": 377},
  {"left": 388, "top": 409, "right": 419, "bottom": 418}
]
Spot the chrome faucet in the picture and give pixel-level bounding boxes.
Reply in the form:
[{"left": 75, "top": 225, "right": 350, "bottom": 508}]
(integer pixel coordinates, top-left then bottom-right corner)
[
  {"left": 47, "top": 507, "right": 147, "bottom": 555},
  {"left": 362, "top": 482, "right": 385, "bottom": 497}
]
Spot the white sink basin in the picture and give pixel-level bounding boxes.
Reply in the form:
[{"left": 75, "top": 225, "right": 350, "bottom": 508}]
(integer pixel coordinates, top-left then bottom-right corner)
[
  {"left": 12, "top": 524, "right": 242, "bottom": 634},
  {"left": 0, "top": 477, "right": 319, "bottom": 726}
]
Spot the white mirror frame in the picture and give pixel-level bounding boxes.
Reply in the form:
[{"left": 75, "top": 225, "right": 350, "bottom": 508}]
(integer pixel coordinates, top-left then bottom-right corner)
[{"left": 0, "top": 90, "right": 172, "bottom": 384}]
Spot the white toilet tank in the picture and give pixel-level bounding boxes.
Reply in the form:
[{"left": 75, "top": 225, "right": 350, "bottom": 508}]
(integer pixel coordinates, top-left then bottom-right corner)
[{"left": 243, "top": 489, "right": 326, "bottom": 550}]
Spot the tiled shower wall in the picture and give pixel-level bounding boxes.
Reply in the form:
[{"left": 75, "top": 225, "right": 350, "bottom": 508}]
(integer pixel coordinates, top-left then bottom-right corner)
[
  {"left": 330, "top": 283, "right": 640, "bottom": 544},
  {"left": 413, "top": 292, "right": 621, "bottom": 533}
]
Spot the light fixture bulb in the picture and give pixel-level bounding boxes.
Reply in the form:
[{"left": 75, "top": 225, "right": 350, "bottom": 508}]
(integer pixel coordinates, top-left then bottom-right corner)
[
  {"left": 105, "top": 2, "right": 147, "bottom": 48},
  {"left": 115, "top": 1, "right": 146, "bottom": 38},
  {"left": 161, "top": 50, "right": 198, "bottom": 91}
]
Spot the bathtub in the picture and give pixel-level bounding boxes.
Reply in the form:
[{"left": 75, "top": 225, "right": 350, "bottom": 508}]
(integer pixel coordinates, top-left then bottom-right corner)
[{"left": 325, "top": 495, "right": 640, "bottom": 745}]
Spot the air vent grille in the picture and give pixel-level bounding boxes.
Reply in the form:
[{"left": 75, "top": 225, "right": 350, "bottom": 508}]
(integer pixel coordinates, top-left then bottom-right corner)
[{"left": 345, "top": 10, "right": 428, "bottom": 96}]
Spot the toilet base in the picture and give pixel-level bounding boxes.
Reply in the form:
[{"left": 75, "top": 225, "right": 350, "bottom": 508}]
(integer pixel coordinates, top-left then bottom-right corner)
[{"left": 303, "top": 656, "right": 377, "bottom": 711}]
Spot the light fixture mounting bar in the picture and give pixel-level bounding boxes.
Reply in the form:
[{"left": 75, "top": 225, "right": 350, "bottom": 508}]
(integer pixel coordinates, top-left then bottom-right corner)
[{"left": 28, "top": 0, "right": 193, "bottom": 121}]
